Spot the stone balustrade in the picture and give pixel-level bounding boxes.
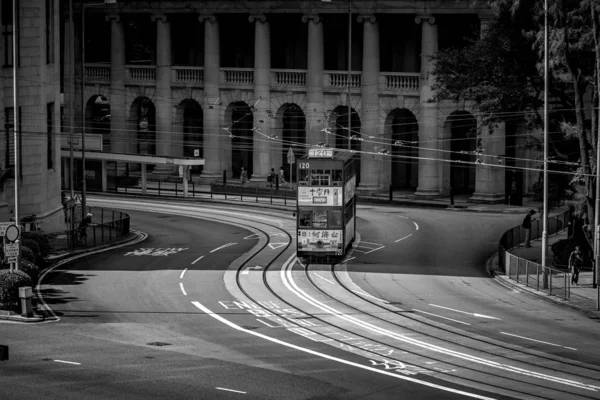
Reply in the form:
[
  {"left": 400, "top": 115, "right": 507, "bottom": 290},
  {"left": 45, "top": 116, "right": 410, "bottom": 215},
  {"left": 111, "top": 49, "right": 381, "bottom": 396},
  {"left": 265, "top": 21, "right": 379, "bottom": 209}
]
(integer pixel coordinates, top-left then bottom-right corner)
[
  {"left": 382, "top": 72, "right": 420, "bottom": 92},
  {"left": 325, "top": 71, "right": 362, "bottom": 89},
  {"left": 172, "top": 66, "right": 204, "bottom": 83},
  {"left": 272, "top": 69, "right": 306, "bottom": 87},
  {"left": 221, "top": 68, "right": 254, "bottom": 86},
  {"left": 126, "top": 65, "right": 156, "bottom": 82},
  {"left": 85, "top": 63, "right": 111, "bottom": 82}
]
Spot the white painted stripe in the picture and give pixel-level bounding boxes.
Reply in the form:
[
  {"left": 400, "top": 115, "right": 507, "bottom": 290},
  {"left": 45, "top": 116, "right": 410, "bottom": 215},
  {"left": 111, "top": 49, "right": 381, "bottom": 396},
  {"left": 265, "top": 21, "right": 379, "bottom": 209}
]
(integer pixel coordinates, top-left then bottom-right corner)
[
  {"left": 191, "top": 255, "right": 204, "bottom": 265},
  {"left": 191, "top": 301, "right": 495, "bottom": 400},
  {"left": 210, "top": 242, "right": 237, "bottom": 253},
  {"left": 395, "top": 234, "right": 413, "bottom": 243},
  {"left": 500, "top": 332, "right": 576, "bottom": 350},
  {"left": 313, "top": 273, "right": 335, "bottom": 285},
  {"left": 282, "top": 257, "right": 596, "bottom": 391},
  {"left": 216, "top": 387, "right": 246, "bottom": 394},
  {"left": 413, "top": 309, "right": 470, "bottom": 326},
  {"left": 54, "top": 360, "right": 81, "bottom": 365},
  {"left": 335, "top": 256, "right": 355, "bottom": 265},
  {"left": 429, "top": 304, "right": 500, "bottom": 320},
  {"left": 413, "top": 221, "right": 419, "bottom": 230},
  {"left": 363, "top": 245, "right": 385, "bottom": 254},
  {"left": 351, "top": 289, "right": 389, "bottom": 304},
  {"left": 180, "top": 282, "right": 187, "bottom": 296},
  {"left": 358, "top": 241, "right": 381, "bottom": 245},
  {"left": 180, "top": 268, "right": 188, "bottom": 279}
]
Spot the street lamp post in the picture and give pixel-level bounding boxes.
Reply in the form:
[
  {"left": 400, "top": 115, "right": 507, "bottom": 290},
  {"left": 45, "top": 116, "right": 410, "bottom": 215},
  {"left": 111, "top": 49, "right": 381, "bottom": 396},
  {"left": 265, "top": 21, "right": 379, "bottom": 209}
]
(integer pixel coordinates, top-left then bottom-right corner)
[
  {"left": 541, "top": 0, "right": 549, "bottom": 288},
  {"left": 12, "top": 0, "right": 20, "bottom": 272}
]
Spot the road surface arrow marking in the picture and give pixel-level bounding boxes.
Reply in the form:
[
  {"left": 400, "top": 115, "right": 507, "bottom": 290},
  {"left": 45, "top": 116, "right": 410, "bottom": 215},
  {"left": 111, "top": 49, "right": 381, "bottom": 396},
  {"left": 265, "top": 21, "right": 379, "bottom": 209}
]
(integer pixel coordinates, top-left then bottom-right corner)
[
  {"left": 242, "top": 265, "right": 263, "bottom": 275},
  {"left": 268, "top": 243, "right": 287, "bottom": 250},
  {"left": 429, "top": 304, "right": 500, "bottom": 320}
]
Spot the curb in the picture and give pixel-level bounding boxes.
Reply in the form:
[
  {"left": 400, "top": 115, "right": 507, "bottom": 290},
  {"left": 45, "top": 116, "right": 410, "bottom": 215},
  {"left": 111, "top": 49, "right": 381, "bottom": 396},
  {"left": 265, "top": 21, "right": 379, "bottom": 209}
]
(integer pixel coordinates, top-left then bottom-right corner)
[
  {"left": 486, "top": 252, "right": 600, "bottom": 318},
  {"left": 0, "top": 230, "right": 146, "bottom": 324}
]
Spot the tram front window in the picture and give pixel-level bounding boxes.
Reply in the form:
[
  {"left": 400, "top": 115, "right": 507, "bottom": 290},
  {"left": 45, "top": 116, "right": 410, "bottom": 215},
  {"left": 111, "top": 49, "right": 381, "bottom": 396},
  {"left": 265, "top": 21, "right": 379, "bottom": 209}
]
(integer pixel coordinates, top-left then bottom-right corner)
[
  {"left": 313, "top": 210, "right": 328, "bottom": 228},
  {"left": 299, "top": 211, "right": 312, "bottom": 227}
]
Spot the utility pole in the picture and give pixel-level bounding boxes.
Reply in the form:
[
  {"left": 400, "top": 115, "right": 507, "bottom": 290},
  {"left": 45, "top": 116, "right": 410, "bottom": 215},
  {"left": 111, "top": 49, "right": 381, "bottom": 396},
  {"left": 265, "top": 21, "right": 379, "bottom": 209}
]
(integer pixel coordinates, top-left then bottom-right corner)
[
  {"left": 69, "top": 0, "right": 75, "bottom": 200},
  {"left": 12, "top": 0, "right": 20, "bottom": 272},
  {"left": 541, "top": 0, "right": 549, "bottom": 289},
  {"left": 347, "top": 1, "right": 352, "bottom": 150}
]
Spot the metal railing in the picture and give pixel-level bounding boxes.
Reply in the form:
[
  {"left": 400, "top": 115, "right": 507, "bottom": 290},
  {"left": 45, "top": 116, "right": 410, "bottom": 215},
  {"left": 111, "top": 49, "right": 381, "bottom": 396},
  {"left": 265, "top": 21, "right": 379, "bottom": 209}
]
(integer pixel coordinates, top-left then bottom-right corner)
[
  {"left": 64, "top": 206, "right": 130, "bottom": 250},
  {"left": 498, "top": 210, "right": 571, "bottom": 299}
]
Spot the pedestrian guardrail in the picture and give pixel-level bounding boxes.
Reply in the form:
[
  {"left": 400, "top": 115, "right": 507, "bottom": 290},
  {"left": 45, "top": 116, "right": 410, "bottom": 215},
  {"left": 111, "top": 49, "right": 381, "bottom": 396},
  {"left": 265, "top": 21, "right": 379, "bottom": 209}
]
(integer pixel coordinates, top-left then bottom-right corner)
[
  {"left": 498, "top": 210, "right": 571, "bottom": 299},
  {"left": 64, "top": 206, "right": 130, "bottom": 250}
]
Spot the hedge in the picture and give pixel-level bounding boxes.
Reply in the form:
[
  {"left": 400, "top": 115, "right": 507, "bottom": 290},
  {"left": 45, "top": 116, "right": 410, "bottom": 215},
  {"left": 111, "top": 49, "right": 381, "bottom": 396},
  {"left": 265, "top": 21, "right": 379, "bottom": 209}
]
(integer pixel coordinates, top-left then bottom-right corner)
[
  {"left": 19, "top": 260, "right": 39, "bottom": 284},
  {"left": 21, "top": 246, "right": 36, "bottom": 264},
  {"left": 22, "top": 231, "right": 53, "bottom": 259},
  {"left": 0, "top": 270, "right": 32, "bottom": 311}
]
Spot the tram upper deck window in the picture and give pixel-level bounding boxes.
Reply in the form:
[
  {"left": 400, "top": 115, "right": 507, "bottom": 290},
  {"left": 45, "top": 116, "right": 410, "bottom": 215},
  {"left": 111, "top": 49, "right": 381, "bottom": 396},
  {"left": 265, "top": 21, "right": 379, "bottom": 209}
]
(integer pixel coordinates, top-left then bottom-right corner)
[
  {"left": 299, "top": 169, "right": 310, "bottom": 186},
  {"left": 332, "top": 169, "right": 342, "bottom": 185},
  {"left": 311, "top": 171, "right": 330, "bottom": 186}
]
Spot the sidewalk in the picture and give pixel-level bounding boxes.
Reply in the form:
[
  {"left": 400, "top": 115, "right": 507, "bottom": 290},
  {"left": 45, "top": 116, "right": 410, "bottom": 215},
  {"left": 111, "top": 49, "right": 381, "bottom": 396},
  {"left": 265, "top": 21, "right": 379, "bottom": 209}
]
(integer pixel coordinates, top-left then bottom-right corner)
[{"left": 489, "top": 230, "right": 600, "bottom": 316}]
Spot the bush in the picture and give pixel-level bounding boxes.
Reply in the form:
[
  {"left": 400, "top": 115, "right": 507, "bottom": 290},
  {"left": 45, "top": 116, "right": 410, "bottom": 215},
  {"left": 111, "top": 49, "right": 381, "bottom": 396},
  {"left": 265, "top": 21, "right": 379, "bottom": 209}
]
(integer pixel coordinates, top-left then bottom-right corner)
[
  {"left": 21, "top": 246, "right": 36, "bottom": 264},
  {"left": 0, "top": 270, "right": 32, "bottom": 311},
  {"left": 22, "top": 231, "right": 53, "bottom": 259},
  {"left": 21, "top": 238, "right": 40, "bottom": 257},
  {"left": 19, "top": 260, "right": 39, "bottom": 284}
]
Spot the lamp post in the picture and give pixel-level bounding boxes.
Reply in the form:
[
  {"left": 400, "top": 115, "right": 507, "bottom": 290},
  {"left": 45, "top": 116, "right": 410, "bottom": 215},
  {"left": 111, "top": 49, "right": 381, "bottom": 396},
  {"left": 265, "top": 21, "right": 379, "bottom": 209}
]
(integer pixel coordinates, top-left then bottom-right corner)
[
  {"left": 12, "top": 0, "right": 20, "bottom": 272},
  {"left": 541, "top": 0, "right": 549, "bottom": 288},
  {"left": 322, "top": 0, "right": 352, "bottom": 150}
]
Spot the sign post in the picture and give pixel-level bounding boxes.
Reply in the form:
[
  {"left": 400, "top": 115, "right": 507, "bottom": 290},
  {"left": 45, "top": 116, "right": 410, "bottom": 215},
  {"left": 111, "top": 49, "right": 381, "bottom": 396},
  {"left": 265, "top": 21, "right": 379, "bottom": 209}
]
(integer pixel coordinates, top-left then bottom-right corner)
[
  {"left": 0, "top": 222, "right": 20, "bottom": 271},
  {"left": 287, "top": 147, "right": 295, "bottom": 188}
]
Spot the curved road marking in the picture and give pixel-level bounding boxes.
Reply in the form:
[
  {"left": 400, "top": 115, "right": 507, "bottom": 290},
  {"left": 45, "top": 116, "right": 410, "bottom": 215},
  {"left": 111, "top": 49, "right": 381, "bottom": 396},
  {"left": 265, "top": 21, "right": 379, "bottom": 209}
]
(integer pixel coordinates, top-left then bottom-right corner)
[
  {"left": 180, "top": 268, "right": 188, "bottom": 279},
  {"left": 413, "top": 222, "right": 419, "bottom": 230},
  {"left": 314, "top": 273, "right": 335, "bottom": 285},
  {"left": 36, "top": 229, "right": 149, "bottom": 322},
  {"left": 395, "top": 234, "right": 413, "bottom": 243},
  {"left": 191, "top": 301, "right": 494, "bottom": 400},
  {"left": 210, "top": 243, "right": 237, "bottom": 253},
  {"left": 191, "top": 255, "right": 204, "bottom": 265},
  {"left": 180, "top": 283, "right": 187, "bottom": 296},
  {"left": 282, "top": 255, "right": 596, "bottom": 392},
  {"left": 429, "top": 304, "right": 500, "bottom": 320},
  {"left": 413, "top": 309, "right": 470, "bottom": 326},
  {"left": 500, "top": 332, "right": 577, "bottom": 351},
  {"left": 54, "top": 360, "right": 81, "bottom": 365},
  {"left": 352, "top": 289, "right": 389, "bottom": 304}
]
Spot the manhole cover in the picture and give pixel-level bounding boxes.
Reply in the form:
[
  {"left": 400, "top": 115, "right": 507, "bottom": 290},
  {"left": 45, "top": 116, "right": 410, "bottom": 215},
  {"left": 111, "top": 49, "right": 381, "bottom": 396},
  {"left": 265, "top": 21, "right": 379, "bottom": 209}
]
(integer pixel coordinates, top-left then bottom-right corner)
[{"left": 146, "top": 342, "right": 171, "bottom": 347}]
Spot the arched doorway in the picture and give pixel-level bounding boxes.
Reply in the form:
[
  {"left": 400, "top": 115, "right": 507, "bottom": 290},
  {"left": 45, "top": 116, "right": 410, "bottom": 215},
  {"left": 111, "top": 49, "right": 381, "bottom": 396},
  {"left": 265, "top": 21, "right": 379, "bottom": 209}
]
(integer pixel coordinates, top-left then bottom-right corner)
[
  {"left": 280, "top": 104, "right": 306, "bottom": 183},
  {"left": 181, "top": 100, "right": 203, "bottom": 174},
  {"left": 229, "top": 102, "right": 253, "bottom": 179},
  {"left": 390, "top": 109, "right": 418, "bottom": 189},
  {"left": 449, "top": 111, "right": 477, "bottom": 193},
  {"left": 332, "top": 105, "right": 361, "bottom": 186},
  {"left": 128, "top": 97, "right": 156, "bottom": 155},
  {"left": 85, "top": 95, "right": 110, "bottom": 151}
]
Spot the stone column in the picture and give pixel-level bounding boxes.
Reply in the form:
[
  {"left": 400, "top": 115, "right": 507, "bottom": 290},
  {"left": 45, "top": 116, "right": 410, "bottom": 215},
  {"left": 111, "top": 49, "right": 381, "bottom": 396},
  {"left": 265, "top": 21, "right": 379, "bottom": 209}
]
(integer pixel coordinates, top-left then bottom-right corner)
[
  {"left": 199, "top": 14, "right": 223, "bottom": 180},
  {"left": 107, "top": 14, "right": 127, "bottom": 155},
  {"left": 302, "top": 14, "right": 325, "bottom": 146},
  {"left": 152, "top": 14, "right": 175, "bottom": 176},
  {"left": 250, "top": 14, "right": 271, "bottom": 181},
  {"left": 358, "top": 15, "right": 380, "bottom": 193},
  {"left": 470, "top": 122, "right": 506, "bottom": 203},
  {"left": 414, "top": 15, "right": 439, "bottom": 197}
]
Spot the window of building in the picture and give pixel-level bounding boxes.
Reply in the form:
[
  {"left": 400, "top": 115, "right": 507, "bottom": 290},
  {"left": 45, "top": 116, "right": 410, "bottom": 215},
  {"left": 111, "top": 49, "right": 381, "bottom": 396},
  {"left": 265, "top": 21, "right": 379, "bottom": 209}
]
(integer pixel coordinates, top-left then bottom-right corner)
[
  {"left": 47, "top": 102, "right": 54, "bottom": 169},
  {"left": 45, "top": 0, "right": 54, "bottom": 63},
  {"left": 2, "top": 0, "right": 14, "bottom": 67}
]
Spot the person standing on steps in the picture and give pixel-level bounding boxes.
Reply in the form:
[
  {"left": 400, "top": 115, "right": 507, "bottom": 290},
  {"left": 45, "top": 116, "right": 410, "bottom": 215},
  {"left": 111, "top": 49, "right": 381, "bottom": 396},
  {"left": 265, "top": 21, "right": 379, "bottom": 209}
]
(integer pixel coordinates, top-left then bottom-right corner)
[
  {"left": 522, "top": 209, "right": 536, "bottom": 248},
  {"left": 569, "top": 246, "right": 584, "bottom": 285}
]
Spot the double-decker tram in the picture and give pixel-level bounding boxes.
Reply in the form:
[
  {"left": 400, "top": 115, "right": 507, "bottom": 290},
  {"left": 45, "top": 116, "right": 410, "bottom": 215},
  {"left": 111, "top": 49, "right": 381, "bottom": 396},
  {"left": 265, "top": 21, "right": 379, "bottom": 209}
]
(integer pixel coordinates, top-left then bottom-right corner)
[{"left": 296, "top": 147, "right": 357, "bottom": 262}]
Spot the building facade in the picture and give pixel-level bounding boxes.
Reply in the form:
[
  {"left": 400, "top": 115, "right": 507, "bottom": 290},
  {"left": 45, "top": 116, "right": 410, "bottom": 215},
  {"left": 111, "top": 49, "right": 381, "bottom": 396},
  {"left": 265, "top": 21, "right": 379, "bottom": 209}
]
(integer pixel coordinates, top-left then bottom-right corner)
[
  {"left": 69, "top": 0, "right": 541, "bottom": 202},
  {"left": 0, "top": 0, "right": 63, "bottom": 231}
]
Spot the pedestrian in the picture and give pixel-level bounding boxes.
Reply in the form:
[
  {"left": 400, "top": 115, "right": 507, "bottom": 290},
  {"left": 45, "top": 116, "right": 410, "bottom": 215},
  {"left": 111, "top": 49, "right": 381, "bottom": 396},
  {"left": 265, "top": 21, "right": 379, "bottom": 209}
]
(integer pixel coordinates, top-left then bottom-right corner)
[
  {"left": 279, "top": 166, "right": 287, "bottom": 185},
  {"left": 522, "top": 209, "right": 536, "bottom": 248},
  {"left": 268, "top": 168, "right": 276, "bottom": 188},
  {"left": 78, "top": 212, "right": 93, "bottom": 246},
  {"left": 569, "top": 245, "right": 583, "bottom": 285},
  {"left": 240, "top": 167, "right": 248, "bottom": 187}
]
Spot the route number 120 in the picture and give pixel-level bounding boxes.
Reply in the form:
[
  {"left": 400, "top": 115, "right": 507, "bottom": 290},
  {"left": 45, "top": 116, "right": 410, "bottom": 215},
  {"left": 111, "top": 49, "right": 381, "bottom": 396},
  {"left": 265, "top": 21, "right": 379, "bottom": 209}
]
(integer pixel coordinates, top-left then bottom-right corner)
[{"left": 299, "top": 162, "right": 310, "bottom": 169}]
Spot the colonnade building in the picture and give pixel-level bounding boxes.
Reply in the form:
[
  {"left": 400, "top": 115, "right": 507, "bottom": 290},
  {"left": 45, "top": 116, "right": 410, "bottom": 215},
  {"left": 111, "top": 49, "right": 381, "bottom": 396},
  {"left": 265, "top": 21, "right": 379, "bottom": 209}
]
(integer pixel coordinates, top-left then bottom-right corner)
[{"left": 69, "top": 0, "right": 540, "bottom": 202}]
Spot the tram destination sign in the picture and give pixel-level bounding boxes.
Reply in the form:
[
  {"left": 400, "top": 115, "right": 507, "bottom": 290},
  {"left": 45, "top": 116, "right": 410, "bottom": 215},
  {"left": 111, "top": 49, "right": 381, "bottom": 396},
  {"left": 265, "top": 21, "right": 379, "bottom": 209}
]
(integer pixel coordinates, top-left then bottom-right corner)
[{"left": 308, "top": 148, "right": 334, "bottom": 158}]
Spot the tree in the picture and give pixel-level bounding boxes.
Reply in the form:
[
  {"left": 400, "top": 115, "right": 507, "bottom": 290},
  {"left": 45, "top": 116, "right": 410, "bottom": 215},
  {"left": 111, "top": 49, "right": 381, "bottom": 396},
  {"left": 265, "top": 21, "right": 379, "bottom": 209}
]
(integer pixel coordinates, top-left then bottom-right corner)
[{"left": 431, "top": 0, "right": 600, "bottom": 248}]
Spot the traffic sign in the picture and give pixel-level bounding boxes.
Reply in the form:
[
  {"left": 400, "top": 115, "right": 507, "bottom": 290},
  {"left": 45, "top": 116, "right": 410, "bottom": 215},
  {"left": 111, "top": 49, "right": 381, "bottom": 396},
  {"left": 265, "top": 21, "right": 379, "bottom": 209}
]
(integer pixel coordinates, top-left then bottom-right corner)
[
  {"left": 5, "top": 225, "right": 19, "bottom": 242},
  {"left": 4, "top": 242, "right": 19, "bottom": 263},
  {"left": 0, "top": 222, "right": 13, "bottom": 237},
  {"left": 287, "top": 147, "right": 295, "bottom": 164}
]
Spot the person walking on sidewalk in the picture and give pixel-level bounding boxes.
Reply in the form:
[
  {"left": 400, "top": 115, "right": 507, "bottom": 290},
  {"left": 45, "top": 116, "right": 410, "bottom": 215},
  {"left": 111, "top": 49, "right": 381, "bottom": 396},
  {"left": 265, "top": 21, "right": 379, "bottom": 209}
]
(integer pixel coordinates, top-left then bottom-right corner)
[
  {"left": 279, "top": 166, "right": 287, "bottom": 185},
  {"left": 569, "top": 245, "right": 584, "bottom": 285},
  {"left": 240, "top": 167, "right": 248, "bottom": 187},
  {"left": 522, "top": 209, "right": 536, "bottom": 247}
]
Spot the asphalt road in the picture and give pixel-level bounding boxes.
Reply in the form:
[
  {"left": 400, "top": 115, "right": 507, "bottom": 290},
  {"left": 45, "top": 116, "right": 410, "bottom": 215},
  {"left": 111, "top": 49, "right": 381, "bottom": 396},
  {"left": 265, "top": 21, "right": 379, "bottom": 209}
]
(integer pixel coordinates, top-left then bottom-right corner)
[{"left": 1, "top": 198, "right": 599, "bottom": 399}]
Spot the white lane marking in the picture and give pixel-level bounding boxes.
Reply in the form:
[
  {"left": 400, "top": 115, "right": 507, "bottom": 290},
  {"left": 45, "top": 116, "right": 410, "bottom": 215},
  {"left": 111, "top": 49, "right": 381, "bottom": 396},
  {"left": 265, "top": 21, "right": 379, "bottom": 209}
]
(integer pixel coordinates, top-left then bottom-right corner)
[
  {"left": 180, "top": 268, "right": 188, "bottom": 279},
  {"left": 429, "top": 304, "right": 500, "bottom": 320},
  {"left": 363, "top": 245, "right": 385, "bottom": 254},
  {"left": 282, "top": 256, "right": 596, "bottom": 392},
  {"left": 268, "top": 243, "right": 287, "bottom": 250},
  {"left": 216, "top": 387, "right": 246, "bottom": 394},
  {"left": 180, "top": 282, "right": 187, "bottom": 296},
  {"left": 413, "top": 309, "right": 470, "bottom": 326},
  {"left": 241, "top": 265, "right": 263, "bottom": 275},
  {"left": 351, "top": 289, "right": 389, "bottom": 304},
  {"left": 313, "top": 273, "right": 335, "bottom": 285},
  {"left": 36, "top": 229, "right": 149, "bottom": 323},
  {"left": 395, "top": 234, "right": 413, "bottom": 243},
  {"left": 210, "top": 243, "right": 237, "bottom": 253},
  {"left": 191, "top": 255, "right": 204, "bottom": 265},
  {"left": 335, "top": 256, "right": 355, "bottom": 265},
  {"left": 500, "top": 332, "right": 576, "bottom": 350},
  {"left": 413, "top": 221, "right": 419, "bottom": 230},
  {"left": 54, "top": 360, "right": 81, "bottom": 365},
  {"left": 359, "top": 241, "right": 381, "bottom": 245},
  {"left": 191, "top": 301, "right": 495, "bottom": 400}
]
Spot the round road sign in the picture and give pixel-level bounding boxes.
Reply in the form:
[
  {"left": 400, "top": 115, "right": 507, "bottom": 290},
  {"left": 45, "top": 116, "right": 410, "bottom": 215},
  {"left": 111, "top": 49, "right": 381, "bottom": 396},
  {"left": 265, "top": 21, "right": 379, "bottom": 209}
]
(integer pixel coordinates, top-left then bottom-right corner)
[{"left": 5, "top": 225, "right": 19, "bottom": 242}]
